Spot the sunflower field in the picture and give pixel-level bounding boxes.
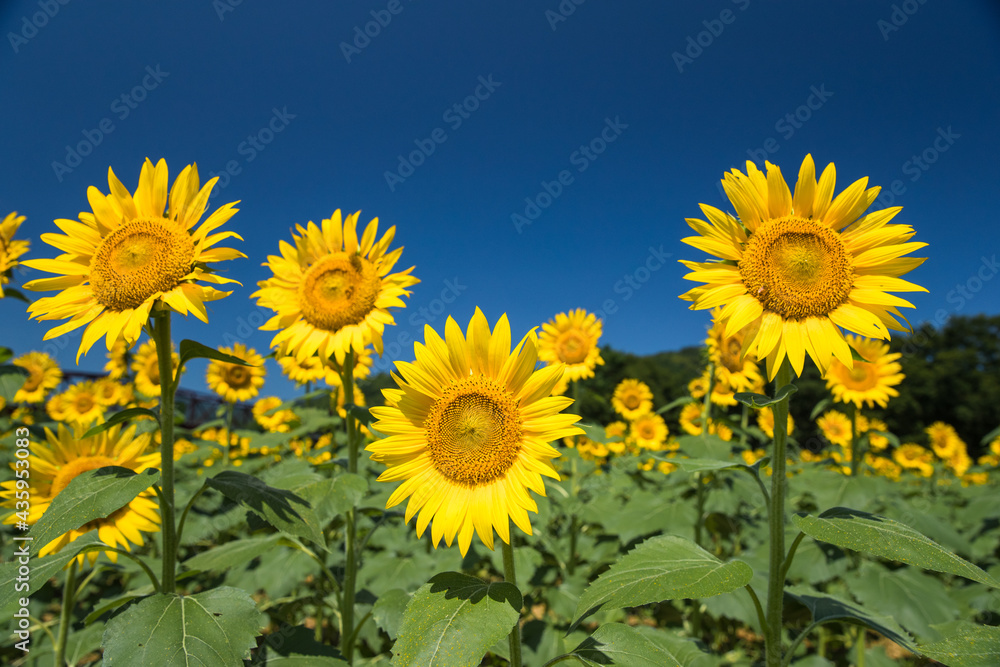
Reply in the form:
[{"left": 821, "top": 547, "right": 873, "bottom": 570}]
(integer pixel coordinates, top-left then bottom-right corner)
[{"left": 0, "top": 150, "right": 998, "bottom": 667}]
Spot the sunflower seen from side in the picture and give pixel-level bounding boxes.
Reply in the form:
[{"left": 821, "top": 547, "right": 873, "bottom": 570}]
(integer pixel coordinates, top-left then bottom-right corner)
[
  {"left": 367, "top": 308, "right": 583, "bottom": 556},
  {"left": 206, "top": 343, "right": 266, "bottom": 403},
  {"left": 23, "top": 159, "right": 245, "bottom": 361},
  {"left": 13, "top": 351, "right": 62, "bottom": 404},
  {"left": 1, "top": 211, "right": 30, "bottom": 297},
  {"left": 132, "top": 339, "right": 179, "bottom": 398},
  {"left": 680, "top": 154, "right": 927, "bottom": 379},
  {"left": 253, "top": 210, "right": 418, "bottom": 364},
  {"left": 538, "top": 309, "right": 604, "bottom": 384},
  {"left": 824, "top": 335, "right": 904, "bottom": 409},
  {"left": 706, "top": 307, "right": 764, "bottom": 393}
]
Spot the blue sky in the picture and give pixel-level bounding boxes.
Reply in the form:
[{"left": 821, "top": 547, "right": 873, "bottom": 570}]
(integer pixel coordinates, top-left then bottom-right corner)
[{"left": 2, "top": 0, "right": 999, "bottom": 399}]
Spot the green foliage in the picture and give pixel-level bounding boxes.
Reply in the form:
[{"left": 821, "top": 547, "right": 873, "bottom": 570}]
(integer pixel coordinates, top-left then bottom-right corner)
[
  {"left": 0, "top": 363, "right": 27, "bottom": 401},
  {"left": 919, "top": 623, "right": 1000, "bottom": 667},
  {"left": 569, "top": 623, "right": 713, "bottom": 666},
  {"left": 82, "top": 406, "right": 160, "bottom": 438},
  {"left": 785, "top": 586, "right": 919, "bottom": 653}
]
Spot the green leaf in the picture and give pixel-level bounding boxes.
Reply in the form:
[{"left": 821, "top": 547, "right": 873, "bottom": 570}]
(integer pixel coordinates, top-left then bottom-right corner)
[
  {"left": 569, "top": 623, "right": 712, "bottom": 666},
  {"left": 577, "top": 422, "right": 619, "bottom": 444},
  {"left": 810, "top": 397, "right": 831, "bottom": 421},
  {"left": 0, "top": 532, "right": 105, "bottom": 613},
  {"left": 349, "top": 404, "right": 373, "bottom": 427},
  {"left": 1, "top": 287, "right": 31, "bottom": 303},
  {"left": 373, "top": 589, "right": 412, "bottom": 641},
  {"left": 786, "top": 586, "right": 919, "bottom": 654},
  {"left": 676, "top": 434, "right": 731, "bottom": 459},
  {"left": 851, "top": 346, "right": 870, "bottom": 363},
  {"left": 0, "top": 346, "right": 12, "bottom": 364},
  {"left": 733, "top": 383, "right": 798, "bottom": 408},
  {"left": 206, "top": 470, "right": 326, "bottom": 548},
  {"left": 184, "top": 534, "right": 284, "bottom": 573},
  {"left": 792, "top": 507, "right": 1000, "bottom": 587},
  {"left": 656, "top": 396, "right": 696, "bottom": 415},
  {"left": 920, "top": 623, "right": 1000, "bottom": 667},
  {"left": 178, "top": 339, "right": 255, "bottom": 370},
  {"left": 102, "top": 586, "right": 263, "bottom": 666},
  {"left": 82, "top": 407, "right": 160, "bottom": 438},
  {"left": 673, "top": 457, "right": 748, "bottom": 474},
  {"left": 0, "top": 363, "right": 28, "bottom": 401},
  {"left": 980, "top": 424, "right": 1000, "bottom": 445},
  {"left": 30, "top": 467, "right": 159, "bottom": 550},
  {"left": 258, "top": 624, "right": 347, "bottom": 665},
  {"left": 390, "top": 572, "right": 522, "bottom": 667},
  {"left": 848, "top": 563, "right": 961, "bottom": 640},
  {"left": 572, "top": 535, "right": 753, "bottom": 628}
]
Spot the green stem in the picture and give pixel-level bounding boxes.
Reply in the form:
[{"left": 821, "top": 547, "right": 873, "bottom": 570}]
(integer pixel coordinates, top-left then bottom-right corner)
[
  {"left": 855, "top": 626, "right": 866, "bottom": 667},
  {"left": 54, "top": 560, "right": 78, "bottom": 667},
  {"left": 744, "top": 584, "right": 768, "bottom": 638},
  {"left": 739, "top": 403, "right": 749, "bottom": 447},
  {"left": 152, "top": 312, "right": 178, "bottom": 593},
  {"left": 568, "top": 515, "right": 578, "bottom": 576},
  {"left": 781, "top": 620, "right": 822, "bottom": 667},
  {"left": 778, "top": 532, "right": 806, "bottom": 585},
  {"left": 765, "top": 359, "right": 793, "bottom": 667},
  {"left": 502, "top": 539, "right": 523, "bottom": 667},
  {"left": 341, "top": 350, "right": 359, "bottom": 664},
  {"left": 849, "top": 403, "right": 859, "bottom": 476},
  {"left": 223, "top": 401, "right": 234, "bottom": 467},
  {"left": 175, "top": 484, "right": 208, "bottom": 557}
]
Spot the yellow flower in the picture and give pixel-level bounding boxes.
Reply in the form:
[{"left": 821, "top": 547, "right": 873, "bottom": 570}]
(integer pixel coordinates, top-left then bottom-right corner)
[
  {"left": 742, "top": 448, "right": 767, "bottom": 465},
  {"left": 23, "top": 159, "right": 245, "bottom": 361},
  {"left": 961, "top": 472, "right": 989, "bottom": 487},
  {"left": 706, "top": 308, "right": 764, "bottom": 392},
  {"left": 277, "top": 353, "right": 339, "bottom": 386},
  {"left": 926, "top": 422, "right": 963, "bottom": 460},
  {"left": 45, "top": 392, "right": 68, "bottom": 421},
  {"left": 253, "top": 396, "right": 299, "bottom": 433},
  {"left": 13, "top": 351, "right": 63, "bottom": 404},
  {"left": 990, "top": 436, "right": 1000, "bottom": 457},
  {"left": 630, "top": 412, "right": 668, "bottom": 451},
  {"left": 205, "top": 343, "right": 266, "bottom": 403},
  {"left": 946, "top": 447, "right": 972, "bottom": 477},
  {"left": 866, "top": 418, "right": 890, "bottom": 452},
  {"left": 131, "top": 340, "right": 179, "bottom": 398},
  {"left": 92, "top": 377, "right": 124, "bottom": 407},
  {"left": 0, "top": 211, "right": 30, "bottom": 297},
  {"left": 817, "top": 410, "right": 852, "bottom": 448},
  {"left": 0, "top": 423, "right": 160, "bottom": 565},
  {"left": 61, "top": 381, "right": 105, "bottom": 425},
  {"left": 893, "top": 443, "right": 934, "bottom": 477},
  {"left": 611, "top": 378, "right": 653, "bottom": 420},
  {"left": 680, "top": 154, "right": 927, "bottom": 379},
  {"left": 689, "top": 369, "right": 739, "bottom": 407},
  {"left": 254, "top": 210, "right": 418, "bottom": 364},
  {"left": 328, "top": 345, "right": 374, "bottom": 382},
  {"left": 865, "top": 453, "right": 902, "bottom": 481},
  {"left": 824, "top": 335, "right": 904, "bottom": 408},
  {"left": 679, "top": 402, "right": 704, "bottom": 435},
  {"left": 757, "top": 406, "right": 794, "bottom": 438},
  {"left": 104, "top": 338, "right": 130, "bottom": 380},
  {"left": 367, "top": 308, "right": 583, "bottom": 556},
  {"left": 538, "top": 309, "right": 604, "bottom": 383}
]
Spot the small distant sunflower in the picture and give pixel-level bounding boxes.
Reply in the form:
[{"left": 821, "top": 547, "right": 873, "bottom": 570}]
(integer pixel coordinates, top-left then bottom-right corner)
[
  {"left": 328, "top": 345, "right": 374, "bottom": 382},
  {"left": 705, "top": 308, "right": 763, "bottom": 392},
  {"left": 131, "top": 340, "right": 179, "bottom": 398},
  {"left": 866, "top": 418, "right": 890, "bottom": 452},
  {"left": 62, "top": 381, "right": 105, "bottom": 425},
  {"left": 23, "top": 159, "right": 245, "bottom": 361},
  {"left": 817, "top": 410, "right": 852, "bottom": 448},
  {"left": 13, "top": 352, "right": 62, "bottom": 404},
  {"left": 278, "top": 353, "right": 339, "bottom": 386},
  {"left": 824, "top": 335, "right": 904, "bottom": 408},
  {"left": 92, "top": 377, "right": 124, "bottom": 406},
  {"left": 206, "top": 343, "right": 266, "bottom": 403},
  {"left": 680, "top": 154, "right": 927, "bottom": 379},
  {"left": 254, "top": 210, "right": 419, "bottom": 364},
  {"left": 757, "top": 406, "right": 794, "bottom": 439},
  {"left": 866, "top": 453, "right": 902, "bottom": 481},
  {"left": 0, "top": 423, "right": 160, "bottom": 565},
  {"left": 45, "top": 392, "right": 67, "bottom": 421},
  {"left": 893, "top": 443, "right": 934, "bottom": 477},
  {"left": 946, "top": 447, "right": 972, "bottom": 477},
  {"left": 253, "top": 396, "right": 299, "bottom": 433},
  {"left": 742, "top": 448, "right": 767, "bottom": 465},
  {"left": 1, "top": 211, "right": 30, "bottom": 297},
  {"left": 630, "top": 412, "right": 668, "bottom": 451},
  {"left": 689, "top": 369, "right": 739, "bottom": 407},
  {"left": 611, "top": 378, "right": 653, "bottom": 420},
  {"left": 538, "top": 309, "right": 604, "bottom": 383},
  {"left": 105, "top": 338, "right": 130, "bottom": 380},
  {"left": 926, "top": 422, "right": 962, "bottom": 460},
  {"left": 368, "top": 308, "right": 583, "bottom": 556},
  {"left": 679, "top": 402, "right": 704, "bottom": 435}
]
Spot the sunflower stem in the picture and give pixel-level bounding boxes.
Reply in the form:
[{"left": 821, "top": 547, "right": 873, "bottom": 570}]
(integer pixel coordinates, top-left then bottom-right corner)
[
  {"left": 152, "top": 312, "right": 178, "bottom": 594},
  {"left": 502, "top": 539, "right": 523, "bottom": 667},
  {"left": 53, "top": 560, "right": 77, "bottom": 667},
  {"left": 848, "top": 403, "right": 859, "bottom": 476},
  {"left": 340, "top": 350, "right": 359, "bottom": 664},
  {"left": 765, "top": 359, "right": 793, "bottom": 667},
  {"left": 223, "top": 401, "right": 234, "bottom": 468}
]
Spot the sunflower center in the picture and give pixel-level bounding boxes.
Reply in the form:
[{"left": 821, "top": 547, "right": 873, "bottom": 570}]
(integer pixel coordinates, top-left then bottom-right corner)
[
  {"left": 223, "top": 365, "right": 252, "bottom": 388},
  {"left": 74, "top": 393, "right": 96, "bottom": 414},
  {"left": 425, "top": 375, "right": 522, "bottom": 487},
  {"left": 637, "top": 422, "right": 655, "bottom": 439},
  {"left": 299, "top": 253, "right": 380, "bottom": 332},
  {"left": 23, "top": 366, "right": 44, "bottom": 392},
  {"left": 622, "top": 392, "right": 640, "bottom": 410},
  {"left": 90, "top": 219, "right": 196, "bottom": 311},
  {"left": 739, "top": 216, "right": 854, "bottom": 320},
  {"left": 556, "top": 330, "right": 590, "bottom": 364},
  {"left": 722, "top": 338, "right": 744, "bottom": 373},
  {"left": 52, "top": 455, "right": 117, "bottom": 497}
]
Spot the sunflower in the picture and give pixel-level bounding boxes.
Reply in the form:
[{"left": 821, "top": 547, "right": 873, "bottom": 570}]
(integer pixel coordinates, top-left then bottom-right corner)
[
  {"left": 926, "top": 421, "right": 962, "bottom": 460},
  {"left": 328, "top": 345, "right": 374, "bottom": 382},
  {"left": 706, "top": 308, "right": 764, "bottom": 392},
  {"left": 367, "top": 308, "right": 583, "bottom": 556},
  {"left": 611, "top": 378, "right": 653, "bottom": 420},
  {"left": 679, "top": 402, "right": 704, "bottom": 435},
  {"left": 865, "top": 453, "right": 902, "bottom": 481},
  {"left": 1, "top": 211, "right": 30, "bottom": 297},
  {"left": 757, "top": 406, "right": 794, "bottom": 439},
  {"left": 45, "top": 392, "right": 67, "bottom": 421},
  {"left": 824, "top": 335, "right": 903, "bottom": 408},
  {"left": 105, "top": 338, "right": 130, "bottom": 380},
  {"left": 866, "top": 418, "right": 890, "bottom": 452},
  {"left": 817, "top": 410, "right": 852, "bottom": 448},
  {"left": 538, "top": 309, "right": 604, "bottom": 384},
  {"left": 630, "top": 412, "right": 668, "bottom": 451},
  {"left": 131, "top": 340, "right": 179, "bottom": 398},
  {"left": 205, "top": 343, "right": 266, "bottom": 403},
  {"left": 62, "top": 381, "right": 105, "bottom": 425},
  {"left": 0, "top": 423, "right": 160, "bottom": 565},
  {"left": 742, "top": 448, "right": 767, "bottom": 465},
  {"left": 689, "top": 369, "right": 739, "bottom": 407},
  {"left": 23, "top": 159, "right": 244, "bottom": 361},
  {"left": 278, "top": 353, "right": 339, "bottom": 386},
  {"left": 92, "top": 377, "right": 124, "bottom": 406},
  {"left": 893, "top": 443, "right": 934, "bottom": 477},
  {"left": 253, "top": 396, "right": 299, "bottom": 433},
  {"left": 680, "top": 154, "right": 927, "bottom": 380},
  {"left": 13, "top": 351, "right": 62, "bottom": 404},
  {"left": 254, "top": 210, "right": 418, "bottom": 364}
]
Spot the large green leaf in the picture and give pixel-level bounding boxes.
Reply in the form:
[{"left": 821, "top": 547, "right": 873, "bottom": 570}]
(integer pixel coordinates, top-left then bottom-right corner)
[
  {"left": 0, "top": 532, "right": 105, "bottom": 613},
  {"left": 786, "top": 586, "right": 919, "bottom": 654},
  {"left": 676, "top": 434, "right": 732, "bottom": 460},
  {"left": 792, "top": 507, "right": 1000, "bottom": 587},
  {"left": 569, "top": 623, "right": 712, "bottom": 666},
  {"left": 183, "top": 533, "right": 285, "bottom": 573},
  {"left": 206, "top": 470, "right": 326, "bottom": 548},
  {"left": 572, "top": 535, "right": 753, "bottom": 628},
  {"left": 102, "top": 587, "right": 263, "bottom": 666},
  {"left": 0, "top": 363, "right": 28, "bottom": 401},
  {"left": 178, "top": 339, "right": 254, "bottom": 371},
  {"left": 257, "top": 624, "right": 347, "bottom": 665},
  {"left": 920, "top": 623, "right": 1000, "bottom": 667},
  {"left": 30, "top": 467, "right": 159, "bottom": 550},
  {"left": 82, "top": 407, "right": 160, "bottom": 438},
  {"left": 848, "top": 564, "right": 961, "bottom": 640},
  {"left": 390, "top": 572, "right": 522, "bottom": 667},
  {"left": 373, "top": 589, "right": 412, "bottom": 641}
]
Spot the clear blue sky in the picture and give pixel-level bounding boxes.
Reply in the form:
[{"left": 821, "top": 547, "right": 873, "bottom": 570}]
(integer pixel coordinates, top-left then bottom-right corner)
[{"left": 2, "top": 0, "right": 999, "bottom": 399}]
